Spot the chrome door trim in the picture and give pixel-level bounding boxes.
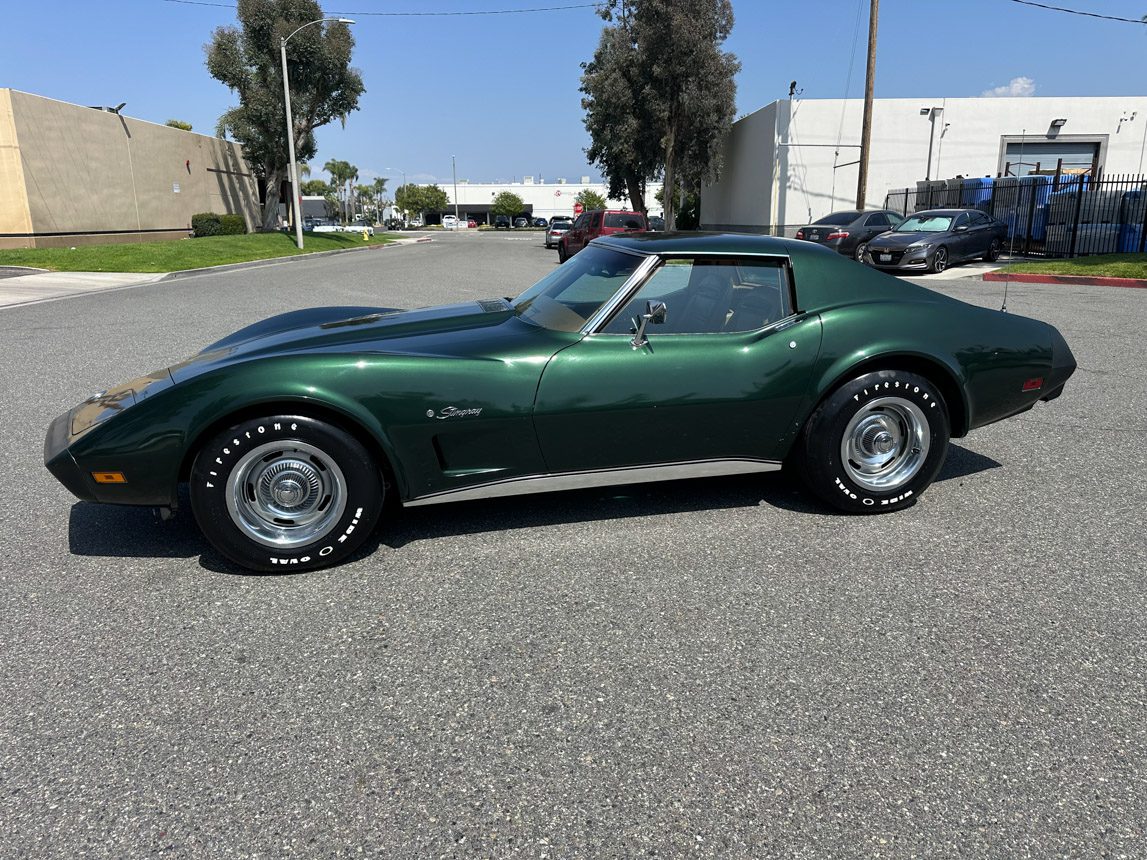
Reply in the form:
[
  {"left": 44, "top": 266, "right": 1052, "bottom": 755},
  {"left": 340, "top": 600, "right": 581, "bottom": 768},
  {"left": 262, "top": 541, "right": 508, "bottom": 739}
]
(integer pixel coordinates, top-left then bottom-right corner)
[{"left": 403, "top": 458, "right": 782, "bottom": 507}]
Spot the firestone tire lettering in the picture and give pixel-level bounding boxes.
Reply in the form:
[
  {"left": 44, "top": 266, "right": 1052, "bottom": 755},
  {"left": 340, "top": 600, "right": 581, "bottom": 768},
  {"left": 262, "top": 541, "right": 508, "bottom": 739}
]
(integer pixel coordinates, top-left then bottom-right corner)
[
  {"left": 190, "top": 416, "right": 383, "bottom": 573},
  {"left": 797, "top": 370, "right": 951, "bottom": 515}
]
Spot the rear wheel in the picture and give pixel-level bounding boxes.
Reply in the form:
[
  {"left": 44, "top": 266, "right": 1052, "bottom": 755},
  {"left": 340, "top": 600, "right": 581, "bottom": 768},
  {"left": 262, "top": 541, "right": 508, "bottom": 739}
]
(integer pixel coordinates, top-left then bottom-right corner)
[
  {"left": 557, "top": 242, "right": 568, "bottom": 263},
  {"left": 190, "top": 415, "right": 383, "bottom": 572},
  {"left": 795, "top": 370, "right": 950, "bottom": 513},
  {"left": 928, "top": 246, "right": 949, "bottom": 274},
  {"left": 985, "top": 238, "right": 1001, "bottom": 262},
  {"left": 854, "top": 243, "right": 868, "bottom": 262}
]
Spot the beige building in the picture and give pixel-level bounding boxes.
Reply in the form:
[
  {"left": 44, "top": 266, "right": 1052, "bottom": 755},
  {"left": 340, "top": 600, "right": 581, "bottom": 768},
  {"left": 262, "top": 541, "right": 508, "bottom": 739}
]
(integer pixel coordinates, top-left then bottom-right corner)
[{"left": 0, "top": 89, "right": 260, "bottom": 249}]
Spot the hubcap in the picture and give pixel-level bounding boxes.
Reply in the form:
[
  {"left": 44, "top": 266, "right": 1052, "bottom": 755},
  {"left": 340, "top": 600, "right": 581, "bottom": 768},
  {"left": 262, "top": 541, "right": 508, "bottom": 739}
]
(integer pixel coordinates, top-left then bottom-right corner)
[
  {"left": 935, "top": 250, "right": 947, "bottom": 271},
  {"left": 841, "top": 396, "right": 930, "bottom": 492},
  {"left": 225, "top": 440, "right": 347, "bottom": 549}
]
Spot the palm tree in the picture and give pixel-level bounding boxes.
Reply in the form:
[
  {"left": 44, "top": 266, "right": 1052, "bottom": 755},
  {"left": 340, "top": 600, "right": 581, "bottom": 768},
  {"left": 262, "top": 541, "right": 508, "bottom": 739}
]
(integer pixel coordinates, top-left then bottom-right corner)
[
  {"left": 371, "top": 177, "right": 388, "bottom": 224},
  {"left": 323, "top": 159, "right": 357, "bottom": 225}
]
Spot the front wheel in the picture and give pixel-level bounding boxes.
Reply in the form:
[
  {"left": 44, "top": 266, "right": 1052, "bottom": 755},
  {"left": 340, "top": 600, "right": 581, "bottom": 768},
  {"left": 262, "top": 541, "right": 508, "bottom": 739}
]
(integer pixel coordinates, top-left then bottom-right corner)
[
  {"left": 928, "top": 246, "right": 949, "bottom": 274},
  {"left": 795, "top": 370, "right": 950, "bottom": 513},
  {"left": 190, "top": 415, "right": 383, "bottom": 572}
]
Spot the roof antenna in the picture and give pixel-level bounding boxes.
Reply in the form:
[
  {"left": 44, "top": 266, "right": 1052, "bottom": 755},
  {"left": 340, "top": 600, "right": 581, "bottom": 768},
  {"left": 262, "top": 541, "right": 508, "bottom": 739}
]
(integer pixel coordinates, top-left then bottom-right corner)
[{"left": 1002, "top": 128, "right": 1027, "bottom": 313}]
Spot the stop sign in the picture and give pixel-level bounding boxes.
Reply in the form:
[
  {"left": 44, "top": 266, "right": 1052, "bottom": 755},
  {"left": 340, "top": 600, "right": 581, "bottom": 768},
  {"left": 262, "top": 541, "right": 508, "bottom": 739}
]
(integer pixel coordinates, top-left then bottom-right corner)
[{"left": 573, "top": 202, "right": 583, "bottom": 215}]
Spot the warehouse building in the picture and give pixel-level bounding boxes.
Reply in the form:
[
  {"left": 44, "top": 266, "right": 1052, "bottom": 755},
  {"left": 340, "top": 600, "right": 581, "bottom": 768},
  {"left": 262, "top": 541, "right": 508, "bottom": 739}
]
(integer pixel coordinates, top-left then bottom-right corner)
[
  {"left": 701, "top": 95, "right": 1147, "bottom": 235},
  {"left": 0, "top": 89, "right": 260, "bottom": 249}
]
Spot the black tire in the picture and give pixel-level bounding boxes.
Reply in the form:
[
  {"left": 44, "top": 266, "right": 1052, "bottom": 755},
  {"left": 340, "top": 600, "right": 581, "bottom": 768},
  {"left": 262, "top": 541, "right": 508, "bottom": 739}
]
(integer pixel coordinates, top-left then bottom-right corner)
[
  {"left": 557, "top": 242, "right": 568, "bottom": 263},
  {"left": 190, "top": 415, "right": 384, "bottom": 572},
  {"left": 854, "top": 243, "right": 867, "bottom": 262},
  {"left": 795, "top": 370, "right": 950, "bottom": 513},
  {"left": 985, "top": 238, "right": 1001, "bottom": 262},
  {"left": 927, "top": 246, "right": 949, "bottom": 274}
]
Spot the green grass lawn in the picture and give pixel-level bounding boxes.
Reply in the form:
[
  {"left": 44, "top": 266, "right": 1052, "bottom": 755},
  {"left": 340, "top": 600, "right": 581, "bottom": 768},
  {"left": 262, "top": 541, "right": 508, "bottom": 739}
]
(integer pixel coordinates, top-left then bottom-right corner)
[
  {"left": 998, "top": 253, "right": 1147, "bottom": 280},
  {"left": 0, "top": 231, "right": 401, "bottom": 273}
]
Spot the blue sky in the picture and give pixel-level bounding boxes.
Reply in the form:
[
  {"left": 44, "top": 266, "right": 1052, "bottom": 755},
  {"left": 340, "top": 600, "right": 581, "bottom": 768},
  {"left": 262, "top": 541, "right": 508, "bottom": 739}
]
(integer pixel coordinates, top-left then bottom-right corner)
[{"left": 2, "top": 0, "right": 1146, "bottom": 188}]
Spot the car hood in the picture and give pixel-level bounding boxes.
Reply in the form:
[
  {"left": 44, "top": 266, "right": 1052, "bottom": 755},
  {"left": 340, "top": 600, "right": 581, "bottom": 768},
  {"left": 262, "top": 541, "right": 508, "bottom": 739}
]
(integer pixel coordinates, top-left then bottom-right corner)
[
  {"left": 869, "top": 231, "right": 946, "bottom": 247},
  {"left": 170, "top": 300, "right": 532, "bottom": 383}
]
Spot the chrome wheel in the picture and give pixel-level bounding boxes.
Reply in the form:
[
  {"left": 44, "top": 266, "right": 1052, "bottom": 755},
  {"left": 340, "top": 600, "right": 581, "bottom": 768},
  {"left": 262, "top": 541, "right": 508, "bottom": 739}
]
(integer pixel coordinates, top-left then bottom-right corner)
[
  {"left": 840, "top": 396, "right": 930, "bottom": 492},
  {"left": 225, "top": 439, "right": 347, "bottom": 549},
  {"left": 855, "top": 243, "right": 867, "bottom": 262},
  {"left": 931, "top": 247, "right": 948, "bottom": 273}
]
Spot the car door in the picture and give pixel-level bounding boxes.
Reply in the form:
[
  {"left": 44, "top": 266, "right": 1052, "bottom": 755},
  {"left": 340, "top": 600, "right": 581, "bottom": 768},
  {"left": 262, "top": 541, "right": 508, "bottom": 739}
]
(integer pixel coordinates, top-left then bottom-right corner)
[
  {"left": 966, "top": 211, "right": 995, "bottom": 258},
  {"left": 863, "top": 212, "right": 893, "bottom": 242},
  {"left": 532, "top": 255, "right": 823, "bottom": 472},
  {"left": 949, "top": 212, "right": 975, "bottom": 260},
  {"left": 565, "top": 213, "right": 589, "bottom": 253}
]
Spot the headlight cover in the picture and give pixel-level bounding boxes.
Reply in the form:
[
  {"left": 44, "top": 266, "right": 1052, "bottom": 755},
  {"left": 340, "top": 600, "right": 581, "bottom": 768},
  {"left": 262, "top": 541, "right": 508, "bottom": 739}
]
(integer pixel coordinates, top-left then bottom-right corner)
[{"left": 69, "top": 369, "right": 173, "bottom": 436}]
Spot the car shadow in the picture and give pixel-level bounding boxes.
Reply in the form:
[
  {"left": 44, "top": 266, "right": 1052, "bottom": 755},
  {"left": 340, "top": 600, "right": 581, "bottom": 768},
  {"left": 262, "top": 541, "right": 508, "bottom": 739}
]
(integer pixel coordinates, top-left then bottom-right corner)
[{"left": 65, "top": 443, "right": 1001, "bottom": 570}]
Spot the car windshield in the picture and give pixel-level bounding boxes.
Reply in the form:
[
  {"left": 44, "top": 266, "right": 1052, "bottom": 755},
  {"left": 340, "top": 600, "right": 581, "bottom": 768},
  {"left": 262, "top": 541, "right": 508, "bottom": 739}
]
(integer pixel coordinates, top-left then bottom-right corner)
[
  {"left": 813, "top": 211, "right": 860, "bottom": 225},
  {"left": 895, "top": 214, "right": 953, "bottom": 232},
  {"left": 511, "top": 245, "right": 643, "bottom": 332}
]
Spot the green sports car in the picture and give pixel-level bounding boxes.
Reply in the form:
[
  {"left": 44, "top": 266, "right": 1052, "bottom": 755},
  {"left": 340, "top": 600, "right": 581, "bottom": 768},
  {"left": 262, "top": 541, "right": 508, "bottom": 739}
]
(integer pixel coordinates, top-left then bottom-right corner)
[{"left": 45, "top": 233, "right": 1075, "bottom": 572}]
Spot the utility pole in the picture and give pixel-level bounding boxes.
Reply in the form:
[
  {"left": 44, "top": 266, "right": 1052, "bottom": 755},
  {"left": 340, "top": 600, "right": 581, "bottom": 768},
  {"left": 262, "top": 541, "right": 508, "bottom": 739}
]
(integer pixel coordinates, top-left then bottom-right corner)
[
  {"left": 452, "top": 155, "right": 459, "bottom": 226},
  {"left": 855, "top": 0, "right": 879, "bottom": 209}
]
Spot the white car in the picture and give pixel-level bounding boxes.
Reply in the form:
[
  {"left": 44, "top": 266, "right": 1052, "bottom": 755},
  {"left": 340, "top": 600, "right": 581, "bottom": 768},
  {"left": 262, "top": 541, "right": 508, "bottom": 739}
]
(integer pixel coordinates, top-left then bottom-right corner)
[{"left": 442, "top": 215, "right": 459, "bottom": 230}]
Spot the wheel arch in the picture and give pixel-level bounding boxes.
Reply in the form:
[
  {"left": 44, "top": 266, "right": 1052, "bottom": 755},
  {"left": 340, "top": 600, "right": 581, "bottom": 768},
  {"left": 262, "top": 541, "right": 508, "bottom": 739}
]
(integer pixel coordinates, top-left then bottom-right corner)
[
  {"left": 805, "top": 352, "right": 969, "bottom": 440},
  {"left": 178, "top": 398, "right": 406, "bottom": 500}
]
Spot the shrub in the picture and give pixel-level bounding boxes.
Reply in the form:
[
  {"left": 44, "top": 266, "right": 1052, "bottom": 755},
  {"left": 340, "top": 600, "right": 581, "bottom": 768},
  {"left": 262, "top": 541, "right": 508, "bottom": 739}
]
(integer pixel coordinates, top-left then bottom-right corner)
[
  {"left": 219, "top": 214, "right": 247, "bottom": 235},
  {"left": 191, "top": 212, "right": 222, "bottom": 237}
]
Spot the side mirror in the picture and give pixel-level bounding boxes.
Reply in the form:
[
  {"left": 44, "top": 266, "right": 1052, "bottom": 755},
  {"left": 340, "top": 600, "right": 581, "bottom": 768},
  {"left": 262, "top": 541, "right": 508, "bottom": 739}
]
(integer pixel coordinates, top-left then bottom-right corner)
[
  {"left": 954, "top": 225, "right": 969, "bottom": 233},
  {"left": 631, "top": 300, "right": 667, "bottom": 349}
]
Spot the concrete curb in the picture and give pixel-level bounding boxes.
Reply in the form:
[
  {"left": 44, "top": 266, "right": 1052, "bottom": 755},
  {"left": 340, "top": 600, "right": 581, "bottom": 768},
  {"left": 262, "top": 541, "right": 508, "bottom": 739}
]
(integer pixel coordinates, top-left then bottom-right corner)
[
  {"left": 161, "top": 236, "right": 432, "bottom": 281},
  {"left": 0, "top": 266, "right": 49, "bottom": 277},
  {"left": 983, "top": 271, "right": 1147, "bottom": 289}
]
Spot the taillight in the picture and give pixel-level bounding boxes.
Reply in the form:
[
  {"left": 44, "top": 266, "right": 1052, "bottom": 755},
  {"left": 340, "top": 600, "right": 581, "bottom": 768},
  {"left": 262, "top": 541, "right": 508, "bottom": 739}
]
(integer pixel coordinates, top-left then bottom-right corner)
[
  {"left": 826, "top": 231, "right": 849, "bottom": 240},
  {"left": 795, "top": 230, "right": 805, "bottom": 240}
]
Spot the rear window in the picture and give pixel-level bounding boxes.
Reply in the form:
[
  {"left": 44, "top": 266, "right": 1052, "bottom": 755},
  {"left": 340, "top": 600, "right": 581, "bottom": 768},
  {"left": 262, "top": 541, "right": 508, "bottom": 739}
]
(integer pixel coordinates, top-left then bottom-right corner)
[
  {"left": 551, "top": 220, "right": 572, "bottom": 228},
  {"left": 604, "top": 213, "right": 645, "bottom": 229},
  {"left": 813, "top": 211, "right": 861, "bottom": 225}
]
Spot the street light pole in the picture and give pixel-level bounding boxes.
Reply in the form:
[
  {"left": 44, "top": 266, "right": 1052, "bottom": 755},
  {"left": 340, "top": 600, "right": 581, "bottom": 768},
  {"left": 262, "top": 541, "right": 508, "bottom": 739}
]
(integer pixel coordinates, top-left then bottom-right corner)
[
  {"left": 452, "top": 155, "right": 459, "bottom": 227},
  {"left": 923, "top": 106, "right": 943, "bottom": 180},
  {"left": 281, "top": 17, "right": 355, "bottom": 250}
]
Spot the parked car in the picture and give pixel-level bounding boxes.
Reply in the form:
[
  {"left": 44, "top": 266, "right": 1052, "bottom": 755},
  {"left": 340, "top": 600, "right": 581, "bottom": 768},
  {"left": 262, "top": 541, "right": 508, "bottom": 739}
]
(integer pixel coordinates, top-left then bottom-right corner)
[
  {"left": 44, "top": 233, "right": 1076, "bottom": 572},
  {"left": 467, "top": 219, "right": 477, "bottom": 228},
  {"left": 545, "top": 218, "right": 574, "bottom": 249},
  {"left": 864, "top": 208, "right": 1007, "bottom": 274},
  {"left": 494, "top": 214, "right": 511, "bottom": 229},
  {"left": 557, "top": 209, "right": 647, "bottom": 261},
  {"left": 795, "top": 210, "right": 901, "bottom": 260},
  {"left": 513, "top": 217, "right": 529, "bottom": 228},
  {"left": 647, "top": 215, "right": 666, "bottom": 231},
  {"left": 442, "top": 215, "right": 459, "bottom": 230},
  {"left": 347, "top": 219, "right": 374, "bottom": 236},
  {"left": 532, "top": 217, "right": 548, "bottom": 228}
]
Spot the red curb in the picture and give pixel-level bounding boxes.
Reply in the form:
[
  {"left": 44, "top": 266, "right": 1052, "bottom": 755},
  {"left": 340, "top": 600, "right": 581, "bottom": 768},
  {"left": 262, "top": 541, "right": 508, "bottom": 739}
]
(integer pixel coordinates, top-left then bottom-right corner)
[{"left": 983, "top": 271, "right": 1147, "bottom": 289}]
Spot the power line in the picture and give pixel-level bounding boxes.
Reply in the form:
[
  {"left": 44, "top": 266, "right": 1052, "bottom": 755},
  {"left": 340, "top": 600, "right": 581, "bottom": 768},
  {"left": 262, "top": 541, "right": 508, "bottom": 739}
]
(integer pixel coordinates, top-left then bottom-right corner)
[
  {"left": 1003, "top": 0, "right": 1147, "bottom": 25},
  {"left": 163, "top": 0, "right": 602, "bottom": 15}
]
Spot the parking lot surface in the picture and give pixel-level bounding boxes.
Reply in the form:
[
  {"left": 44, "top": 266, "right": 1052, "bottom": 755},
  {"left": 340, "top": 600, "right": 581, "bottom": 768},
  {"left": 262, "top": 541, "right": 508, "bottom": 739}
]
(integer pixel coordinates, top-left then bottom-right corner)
[{"left": 1, "top": 231, "right": 1144, "bottom": 857}]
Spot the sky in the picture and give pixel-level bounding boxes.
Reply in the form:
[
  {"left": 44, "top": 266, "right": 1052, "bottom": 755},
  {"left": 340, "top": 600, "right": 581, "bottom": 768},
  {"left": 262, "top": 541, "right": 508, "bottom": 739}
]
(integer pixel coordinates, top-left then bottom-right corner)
[{"left": 2, "top": 0, "right": 1146, "bottom": 189}]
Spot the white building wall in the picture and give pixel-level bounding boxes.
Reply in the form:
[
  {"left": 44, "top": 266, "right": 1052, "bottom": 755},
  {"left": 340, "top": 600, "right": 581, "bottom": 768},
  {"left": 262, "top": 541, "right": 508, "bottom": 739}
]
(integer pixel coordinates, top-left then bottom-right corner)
[
  {"left": 438, "top": 179, "right": 663, "bottom": 222},
  {"left": 703, "top": 95, "right": 1147, "bottom": 233}
]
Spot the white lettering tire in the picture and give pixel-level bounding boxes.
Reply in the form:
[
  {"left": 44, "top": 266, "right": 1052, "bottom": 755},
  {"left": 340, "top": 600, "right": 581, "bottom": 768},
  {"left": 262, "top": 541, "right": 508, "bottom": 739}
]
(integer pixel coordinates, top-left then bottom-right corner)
[
  {"left": 190, "top": 415, "right": 383, "bottom": 572},
  {"left": 796, "top": 370, "right": 950, "bottom": 514}
]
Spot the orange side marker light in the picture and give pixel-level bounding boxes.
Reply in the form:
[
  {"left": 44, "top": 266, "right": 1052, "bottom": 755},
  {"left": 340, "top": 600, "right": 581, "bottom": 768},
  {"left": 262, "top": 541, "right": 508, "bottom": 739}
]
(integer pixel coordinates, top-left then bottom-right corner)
[{"left": 92, "top": 471, "right": 127, "bottom": 484}]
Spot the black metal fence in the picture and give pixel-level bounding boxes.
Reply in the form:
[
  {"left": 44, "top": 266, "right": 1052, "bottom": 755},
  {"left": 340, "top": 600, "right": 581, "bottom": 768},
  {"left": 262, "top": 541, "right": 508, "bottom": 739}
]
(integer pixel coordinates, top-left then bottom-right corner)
[{"left": 884, "top": 174, "right": 1147, "bottom": 258}]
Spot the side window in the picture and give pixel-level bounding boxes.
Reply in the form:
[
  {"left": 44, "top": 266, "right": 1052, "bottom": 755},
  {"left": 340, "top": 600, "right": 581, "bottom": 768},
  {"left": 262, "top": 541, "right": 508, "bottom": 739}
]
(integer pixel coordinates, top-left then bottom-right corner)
[
  {"left": 572, "top": 213, "right": 588, "bottom": 230},
  {"left": 600, "top": 257, "right": 790, "bottom": 335},
  {"left": 969, "top": 211, "right": 990, "bottom": 226},
  {"left": 866, "top": 212, "right": 891, "bottom": 227},
  {"left": 954, "top": 213, "right": 970, "bottom": 229}
]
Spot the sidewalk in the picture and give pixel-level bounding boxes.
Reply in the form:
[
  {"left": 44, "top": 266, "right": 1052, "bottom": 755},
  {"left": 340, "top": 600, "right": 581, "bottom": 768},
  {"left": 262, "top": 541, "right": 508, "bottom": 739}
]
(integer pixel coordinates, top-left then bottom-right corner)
[{"left": 0, "top": 271, "right": 168, "bottom": 309}]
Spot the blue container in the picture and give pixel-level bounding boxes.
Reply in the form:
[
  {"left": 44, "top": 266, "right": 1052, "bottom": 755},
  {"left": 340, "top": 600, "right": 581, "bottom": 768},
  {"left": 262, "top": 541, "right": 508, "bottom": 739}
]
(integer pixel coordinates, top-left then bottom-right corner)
[
  {"left": 1118, "top": 223, "right": 1145, "bottom": 253},
  {"left": 960, "top": 177, "right": 993, "bottom": 208}
]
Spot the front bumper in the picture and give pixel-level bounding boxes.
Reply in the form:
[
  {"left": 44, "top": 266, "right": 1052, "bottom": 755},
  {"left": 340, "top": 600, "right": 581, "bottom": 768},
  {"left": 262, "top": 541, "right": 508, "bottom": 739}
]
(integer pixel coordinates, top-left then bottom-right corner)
[
  {"left": 867, "top": 246, "right": 932, "bottom": 270},
  {"left": 44, "top": 410, "right": 98, "bottom": 502}
]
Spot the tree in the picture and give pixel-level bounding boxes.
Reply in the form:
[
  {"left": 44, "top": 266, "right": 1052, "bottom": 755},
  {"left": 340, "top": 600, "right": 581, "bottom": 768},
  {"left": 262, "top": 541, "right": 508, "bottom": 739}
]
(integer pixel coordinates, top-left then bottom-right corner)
[
  {"left": 580, "top": 7, "right": 659, "bottom": 213},
  {"left": 165, "top": 119, "right": 193, "bottom": 131},
  {"left": 323, "top": 158, "right": 357, "bottom": 224},
  {"left": 576, "top": 189, "right": 607, "bottom": 211},
  {"left": 582, "top": 0, "right": 739, "bottom": 228},
  {"left": 300, "top": 179, "right": 331, "bottom": 196},
  {"left": 491, "top": 191, "right": 525, "bottom": 217},
  {"left": 394, "top": 184, "right": 450, "bottom": 224},
  {"left": 206, "top": 1, "right": 364, "bottom": 230}
]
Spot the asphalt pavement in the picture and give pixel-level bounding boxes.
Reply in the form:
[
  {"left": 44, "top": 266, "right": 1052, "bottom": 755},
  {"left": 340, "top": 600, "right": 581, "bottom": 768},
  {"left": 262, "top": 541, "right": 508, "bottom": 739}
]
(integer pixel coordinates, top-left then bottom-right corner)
[{"left": 1, "top": 231, "right": 1144, "bottom": 857}]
